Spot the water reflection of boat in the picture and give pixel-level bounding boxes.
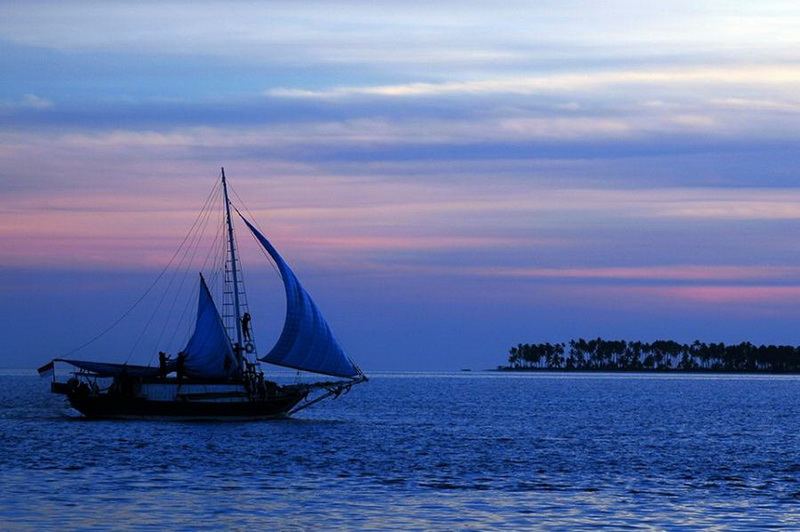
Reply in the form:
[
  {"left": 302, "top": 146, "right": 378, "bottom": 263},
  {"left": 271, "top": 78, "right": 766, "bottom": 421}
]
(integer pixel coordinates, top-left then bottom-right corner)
[{"left": 39, "top": 168, "right": 366, "bottom": 419}]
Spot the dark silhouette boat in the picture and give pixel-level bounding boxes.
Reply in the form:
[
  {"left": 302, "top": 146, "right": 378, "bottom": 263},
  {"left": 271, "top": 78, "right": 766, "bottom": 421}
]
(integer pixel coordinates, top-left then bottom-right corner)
[{"left": 39, "top": 168, "right": 366, "bottom": 419}]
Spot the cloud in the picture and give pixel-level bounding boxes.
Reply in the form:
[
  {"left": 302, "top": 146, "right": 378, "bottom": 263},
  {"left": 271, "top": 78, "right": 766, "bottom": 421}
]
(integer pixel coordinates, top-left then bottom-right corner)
[
  {"left": 0, "top": 93, "right": 53, "bottom": 113},
  {"left": 266, "top": 66, "right": 800, "bottom": 99},
  {"left": 5, "top": 163, "right": 800, "bottom": 276},
  {"left": 6, "top": 67, "right": 800, "bottom": 159},
  {"left": 473, "top": 265, "right": 800, "bottom": 283},
  {"left": 21, "top": 94, "right": 53, "bottom": 109},
  {"left": 643, "top": 190, "right": 800, "bottom": 220},
  {"left": 710, "top": 98, "right": 800, "bottom": 113},
  {"left": 633, "top": 285, "right": 800, "bottom": 304}
]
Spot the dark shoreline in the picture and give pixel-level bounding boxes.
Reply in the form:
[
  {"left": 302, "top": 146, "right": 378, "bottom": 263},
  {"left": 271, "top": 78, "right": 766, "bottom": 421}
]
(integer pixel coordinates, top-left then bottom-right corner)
[
  {"left": 504, "top": 338, "right": 800, "bottom": 374},
  {"left": 494, "top": 367, "right": 800, "bottom": 375}
]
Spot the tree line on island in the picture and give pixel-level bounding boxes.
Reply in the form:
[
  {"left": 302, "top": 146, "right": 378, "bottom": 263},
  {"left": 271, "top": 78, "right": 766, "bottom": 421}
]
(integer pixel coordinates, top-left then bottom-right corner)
[{"left": 501, "top": 338, "right": 800, "bottom": 373}]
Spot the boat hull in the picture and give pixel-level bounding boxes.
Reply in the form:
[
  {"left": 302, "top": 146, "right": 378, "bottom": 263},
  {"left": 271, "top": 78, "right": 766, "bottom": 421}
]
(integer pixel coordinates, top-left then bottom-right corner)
[
  {"left": 66, "top": 394, "right": 304, "bottom": 420},
  {"left": 62, "top": 380, "right": 307, "bottom": 420}
]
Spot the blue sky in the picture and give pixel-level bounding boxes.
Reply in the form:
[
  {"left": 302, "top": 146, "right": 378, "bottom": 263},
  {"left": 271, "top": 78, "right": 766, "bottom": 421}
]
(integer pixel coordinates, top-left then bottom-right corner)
[{"left": 2, "top": 1, "right": 800, "bottom": 371}]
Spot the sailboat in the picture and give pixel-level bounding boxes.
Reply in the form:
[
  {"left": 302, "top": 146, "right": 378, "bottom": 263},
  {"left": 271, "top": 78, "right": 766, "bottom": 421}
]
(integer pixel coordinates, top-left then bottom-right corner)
[{"left": 38, "top": 169, "right": 366, "bottom": 419}]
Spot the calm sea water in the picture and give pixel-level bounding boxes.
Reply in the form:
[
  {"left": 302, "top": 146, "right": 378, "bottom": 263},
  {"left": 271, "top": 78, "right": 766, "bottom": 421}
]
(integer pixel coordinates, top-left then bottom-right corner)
[{"left": 2, "top": 371, "right": 800, "bottom": 530}]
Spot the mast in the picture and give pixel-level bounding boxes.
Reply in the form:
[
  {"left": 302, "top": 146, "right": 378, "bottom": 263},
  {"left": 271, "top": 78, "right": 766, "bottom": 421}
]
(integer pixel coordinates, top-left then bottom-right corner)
[{"left": 221, "top": 167, "right": 244, "bottom": 366}]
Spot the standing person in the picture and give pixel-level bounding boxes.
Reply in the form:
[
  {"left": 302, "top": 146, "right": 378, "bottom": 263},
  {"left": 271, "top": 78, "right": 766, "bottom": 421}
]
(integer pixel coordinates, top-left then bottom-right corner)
[
  {"left": 158, "top": 351, "right": 169, "bottom": 378},
  {"left": 241, "top": 312, "right": 252, "bottom": 341},
  {"left": 176, "top": 351, "right": 186, "bottom": 385},
  {"left": 233, "top": 343, "right": 243, "bottom": 368}
]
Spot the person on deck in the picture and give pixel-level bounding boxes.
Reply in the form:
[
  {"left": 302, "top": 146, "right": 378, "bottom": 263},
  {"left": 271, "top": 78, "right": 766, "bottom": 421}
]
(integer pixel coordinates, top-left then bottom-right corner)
[
  {"left": 242, "top": 312, "right": 252, "bottom": 341},
  {"left": 233, "top": 343, "right": 243, "bottom": 367},
  {"left": 158, "top": 351, "right": 170, "bottom": 378},
  {"left": 176, "top": 351, "right": 186, "bottom": 385}
]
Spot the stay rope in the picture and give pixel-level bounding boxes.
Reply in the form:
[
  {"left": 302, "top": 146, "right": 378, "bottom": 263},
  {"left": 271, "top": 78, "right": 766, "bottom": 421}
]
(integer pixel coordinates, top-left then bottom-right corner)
[{"left": 57, "top": 178, "right": 223, "bottom": 361}]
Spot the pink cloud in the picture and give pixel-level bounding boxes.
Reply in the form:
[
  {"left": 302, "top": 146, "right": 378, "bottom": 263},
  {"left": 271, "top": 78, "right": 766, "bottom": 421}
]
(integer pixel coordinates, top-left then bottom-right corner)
[
  {"left": 285, "top": 235, "right": 557, "bottom": 252},
  {"left": 478, "top": 265, "right": 800, "bottom": 282},
  {"left": 639, "top": 285, "right": 800, "bottom": 304}
]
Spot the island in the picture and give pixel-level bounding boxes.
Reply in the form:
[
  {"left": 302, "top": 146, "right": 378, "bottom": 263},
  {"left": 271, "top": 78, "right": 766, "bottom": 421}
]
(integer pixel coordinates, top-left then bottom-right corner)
[{"left": 499, "top": 338, "right": 800, "bottom": 373}]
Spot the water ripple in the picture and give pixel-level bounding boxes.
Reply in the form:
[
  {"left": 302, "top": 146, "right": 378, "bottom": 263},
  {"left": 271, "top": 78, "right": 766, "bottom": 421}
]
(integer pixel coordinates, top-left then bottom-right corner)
[{"left": 3, "top": 373, "right": 800, "bottom": 528}]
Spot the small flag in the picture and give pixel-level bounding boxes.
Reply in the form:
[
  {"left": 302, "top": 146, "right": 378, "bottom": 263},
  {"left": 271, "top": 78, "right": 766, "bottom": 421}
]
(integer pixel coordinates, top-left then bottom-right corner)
[{"left": 37, "top": 361, "right": 55, "bottom": 378}]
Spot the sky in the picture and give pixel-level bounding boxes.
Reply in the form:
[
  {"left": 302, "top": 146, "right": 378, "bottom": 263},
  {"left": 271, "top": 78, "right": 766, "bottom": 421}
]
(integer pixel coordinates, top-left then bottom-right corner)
[{"left": 2, "top": 1, "right": 800, "bottom": 371}]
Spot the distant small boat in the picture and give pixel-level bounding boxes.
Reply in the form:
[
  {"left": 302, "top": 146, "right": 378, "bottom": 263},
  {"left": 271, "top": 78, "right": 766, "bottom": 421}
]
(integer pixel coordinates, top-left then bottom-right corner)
[{"left": 39, "top": 168, "right": 366, "bottom": 419}]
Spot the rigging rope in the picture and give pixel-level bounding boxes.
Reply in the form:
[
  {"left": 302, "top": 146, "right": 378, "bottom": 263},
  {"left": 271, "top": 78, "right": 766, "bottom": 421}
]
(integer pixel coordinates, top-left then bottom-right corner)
[
  {"left": 229, "top": 184, "right": 283, "bottom": 280},
  {"left": 130, "top": 178, "right": 223, "bottom": 364},
  {"left": 168, "top": 217, "right": 227, "bottom": 351},
  {"left": 58, "top": 178, "right": 224, "bottom": 361},
  {"left": 144, "top": 179, "right": 227, "bottom": 363}
]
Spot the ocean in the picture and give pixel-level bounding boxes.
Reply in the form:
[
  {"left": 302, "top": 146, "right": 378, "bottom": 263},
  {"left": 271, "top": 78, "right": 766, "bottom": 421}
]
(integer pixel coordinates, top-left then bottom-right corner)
[{"left": 2, "top": 371, "right": 800, "bottom": 529}]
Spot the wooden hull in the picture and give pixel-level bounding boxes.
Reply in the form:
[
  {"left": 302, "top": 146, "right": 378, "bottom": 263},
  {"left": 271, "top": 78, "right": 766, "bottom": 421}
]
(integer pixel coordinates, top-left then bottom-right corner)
[
  {"left": 67, "top": 394, "right": 304, "bottom": 420},
  {"left": 62, "top": 380, "right": 307, "bottom": 420}
]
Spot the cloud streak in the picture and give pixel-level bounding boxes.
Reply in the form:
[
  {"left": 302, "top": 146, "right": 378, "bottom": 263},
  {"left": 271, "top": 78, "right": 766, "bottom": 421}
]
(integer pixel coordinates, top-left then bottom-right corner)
[
  {"left": 267, "top": 65, "right": 800, "bottom": 99},
  {"left": 476, "top": 265, "right": 800, "bottom": 283}
]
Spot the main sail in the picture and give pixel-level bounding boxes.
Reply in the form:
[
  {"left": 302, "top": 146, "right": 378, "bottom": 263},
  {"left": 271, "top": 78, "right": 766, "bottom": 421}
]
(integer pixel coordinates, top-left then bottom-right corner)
[
  {"left": 239, "top": 215, "right": 359, "bottom": 379},
  {"left": 182, "top": 275, "right": 240, "bottom": 379}
]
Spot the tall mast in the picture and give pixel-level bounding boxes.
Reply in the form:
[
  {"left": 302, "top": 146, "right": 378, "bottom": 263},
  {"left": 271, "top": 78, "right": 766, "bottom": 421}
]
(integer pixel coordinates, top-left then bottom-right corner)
[{"left": 221, "top": 167, "right": 244, "bottom": 361}]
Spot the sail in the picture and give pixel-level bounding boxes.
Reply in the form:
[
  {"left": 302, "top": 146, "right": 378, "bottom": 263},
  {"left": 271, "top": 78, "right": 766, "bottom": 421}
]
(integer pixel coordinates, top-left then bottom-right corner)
[
  {"left": 181, "top": 275, "right": 240, "bottom": 379},
  {"left": 239, "top": 215, "right": 359, "bottom": 379}
]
